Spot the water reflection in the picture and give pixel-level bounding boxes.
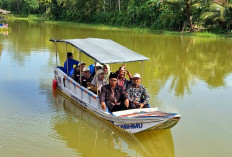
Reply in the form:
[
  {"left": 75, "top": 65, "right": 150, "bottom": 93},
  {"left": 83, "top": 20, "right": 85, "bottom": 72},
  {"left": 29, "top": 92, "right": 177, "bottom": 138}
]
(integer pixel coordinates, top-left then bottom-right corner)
[
  {"left": 133, "top": 36, "right": 232, "bottom": 97},
  {"left": 0, "top": 30, "right": 8, "bottom": 36},
  {"left": 7, "top": 20, "right": 232, "bottom": 99},
  {"left": 52, "top": 91, "right": 174, "bottom": 157},
  {"left": 0, "top": 20, "right": 231, "bottom": 157}
]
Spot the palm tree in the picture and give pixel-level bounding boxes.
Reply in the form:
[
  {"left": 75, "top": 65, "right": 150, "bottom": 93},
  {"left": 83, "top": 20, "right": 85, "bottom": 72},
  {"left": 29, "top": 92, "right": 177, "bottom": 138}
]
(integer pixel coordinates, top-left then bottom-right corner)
[{"left": 201, "top": 0, "right": 232, "bottom": 31}]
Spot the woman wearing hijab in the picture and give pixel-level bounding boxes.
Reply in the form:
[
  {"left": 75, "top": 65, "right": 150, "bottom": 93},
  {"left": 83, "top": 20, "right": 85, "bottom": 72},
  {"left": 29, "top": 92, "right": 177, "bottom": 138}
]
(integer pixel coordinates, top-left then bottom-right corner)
[
  {"left": 103, "top": 64, "right": 111, "bottom": 83},
  {"left": 90, "top": 69, "right": 107, "bottom": 94}
]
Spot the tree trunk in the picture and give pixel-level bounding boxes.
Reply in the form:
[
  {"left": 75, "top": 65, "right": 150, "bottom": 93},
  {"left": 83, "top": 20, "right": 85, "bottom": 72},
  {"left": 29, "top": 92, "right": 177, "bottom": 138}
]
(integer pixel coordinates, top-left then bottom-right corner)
[
  {"left": 110, "top": 0, "right": 111, "bottom": 10},
  {"left": 181, "top": 21, "right": 186, "bottom": 33},
  {"left": 103, "top": 0, "right": 106, "bottom": 12},
  {"left": 115, "top": 0, "right": 117, "bottom": 10},
  {"left": 118, "top": 0, "right": 120, "bottom": 12},
  {"left": 17, "top": 0, "right": 20, "bottom": 13},
  {"left": 185, "top": 0, "right": 194, "bottom": 32}
]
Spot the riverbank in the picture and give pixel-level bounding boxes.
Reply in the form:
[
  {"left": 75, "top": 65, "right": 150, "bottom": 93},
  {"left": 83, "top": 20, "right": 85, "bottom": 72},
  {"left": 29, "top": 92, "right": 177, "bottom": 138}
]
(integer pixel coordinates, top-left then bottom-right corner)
[{"left": 7, "top": 15, "right": 232, "bottom": 39}]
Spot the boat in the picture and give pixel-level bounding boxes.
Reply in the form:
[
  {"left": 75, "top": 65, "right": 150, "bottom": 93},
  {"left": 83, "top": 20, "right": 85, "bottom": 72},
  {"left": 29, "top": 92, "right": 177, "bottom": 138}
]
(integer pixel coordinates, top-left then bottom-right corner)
[
  {"left": 0, "top": 23, "right": 8, "bottom": 31},
  {"left": 50, "top": 38, "right": 181, "bottom": 134},
  {"left": 0, "top": 23, "right": 8, "bottom": 28}
]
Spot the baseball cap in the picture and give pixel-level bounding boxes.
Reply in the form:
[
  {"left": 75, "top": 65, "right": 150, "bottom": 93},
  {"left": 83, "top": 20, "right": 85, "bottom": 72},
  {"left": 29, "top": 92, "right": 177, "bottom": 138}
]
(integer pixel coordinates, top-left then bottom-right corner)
[
  {"left": 83, "top": 66, "right": 90, "bottom": 72},
  {"left": 78, "top": 62, "right": 86, "bottom": 66},
  {"left": 96, "top": 62, "right": 103, "bottom": 67},
  {"left": 133, "top": 73, "right": 141, "bottom": 78}
]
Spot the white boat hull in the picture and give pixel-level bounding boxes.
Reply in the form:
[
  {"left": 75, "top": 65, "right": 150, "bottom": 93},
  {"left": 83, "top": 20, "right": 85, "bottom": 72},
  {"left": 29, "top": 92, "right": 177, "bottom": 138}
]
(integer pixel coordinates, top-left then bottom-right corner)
[{"left": 54, "top": 68, "right": 181, "bottom": 133}]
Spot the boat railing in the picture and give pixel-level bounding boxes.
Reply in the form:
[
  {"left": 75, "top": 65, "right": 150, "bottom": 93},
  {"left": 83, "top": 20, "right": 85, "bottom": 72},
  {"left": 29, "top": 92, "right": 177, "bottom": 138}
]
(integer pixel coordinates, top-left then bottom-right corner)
[{"left": 55, "top": 68, "right": 101, "bottom": 110}]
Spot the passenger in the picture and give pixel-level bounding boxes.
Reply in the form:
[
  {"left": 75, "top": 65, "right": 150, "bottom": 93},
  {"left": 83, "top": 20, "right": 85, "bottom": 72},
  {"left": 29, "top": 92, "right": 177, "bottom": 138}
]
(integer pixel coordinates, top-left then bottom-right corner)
[
  {"left": 64, "top": 52, "right": 79, "bottom": 76},
  {"left": 89, "top": 62, "right": 103, "bottom": 76},
  {"left": 100, "top": 72, "right": 129, "bottom": 112},
  {"left": 95, "top": 64, "right": 103, "bottom": 76},
  {"left": 126, "top": 73, "right": 150, "bottom": 109},
  {"left": 88, "top": 64, "right": 95, "bottom": 75},
  {"left": 103, "top": 64, "right": 110, "bottom": 83},
  {"left": 81, "top": 67, "right": 93, "bottom": 88},
  {"left": 73, "top": 62, "right": 86, "bottom": 83},
  {"left": 117, "top": 66, "right": 132, "bottom": 91},
  {"left": 90, "top": 69, "right": 107, "bottom": 93}
]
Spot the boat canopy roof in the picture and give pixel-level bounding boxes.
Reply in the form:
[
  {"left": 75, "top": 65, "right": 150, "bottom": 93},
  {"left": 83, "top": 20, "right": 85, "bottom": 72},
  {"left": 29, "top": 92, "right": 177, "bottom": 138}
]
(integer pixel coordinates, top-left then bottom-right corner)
[{"left": 50, "top": 38, "right": 149, "bottom": 64}]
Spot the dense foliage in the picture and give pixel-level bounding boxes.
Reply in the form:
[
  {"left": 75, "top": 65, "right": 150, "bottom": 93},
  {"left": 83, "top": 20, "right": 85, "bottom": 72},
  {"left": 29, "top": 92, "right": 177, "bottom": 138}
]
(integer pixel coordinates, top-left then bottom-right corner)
[{"left": 1, "top": 0, "right": 232, "bottom": 33}]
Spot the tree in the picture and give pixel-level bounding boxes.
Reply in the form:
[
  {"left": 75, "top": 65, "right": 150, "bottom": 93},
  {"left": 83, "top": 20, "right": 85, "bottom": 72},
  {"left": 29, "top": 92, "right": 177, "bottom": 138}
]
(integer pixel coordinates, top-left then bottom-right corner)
[
  {"left": 201, "top": 0, "right": 232, "bottom": 32},
  {"left": 22, "top": 0, "right": 39, "bottom": 14},
  {"left": 40, "top": 0, "right": 51, "bottom": 13}
]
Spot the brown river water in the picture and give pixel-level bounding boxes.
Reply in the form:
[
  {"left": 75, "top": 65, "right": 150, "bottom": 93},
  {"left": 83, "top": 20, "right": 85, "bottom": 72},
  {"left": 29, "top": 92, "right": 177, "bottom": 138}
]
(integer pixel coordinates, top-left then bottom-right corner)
[{"left": 0, "top": 20, "right": 231, "bottom": 157}]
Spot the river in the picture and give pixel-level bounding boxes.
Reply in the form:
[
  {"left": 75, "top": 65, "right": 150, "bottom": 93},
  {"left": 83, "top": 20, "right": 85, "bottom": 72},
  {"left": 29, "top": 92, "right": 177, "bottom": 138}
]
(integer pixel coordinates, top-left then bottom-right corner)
[{"left": 0, "top": 20, "right": 231, "bottom": 157}]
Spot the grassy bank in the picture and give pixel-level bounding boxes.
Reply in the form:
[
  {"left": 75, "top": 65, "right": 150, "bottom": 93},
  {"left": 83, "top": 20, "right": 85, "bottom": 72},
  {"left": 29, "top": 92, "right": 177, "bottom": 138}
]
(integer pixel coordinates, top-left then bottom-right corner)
[
  {"left": 6, "top": 15, "right": 232, "bottom": 39},
  {"left": 163, "top": 31, "right": 232, "bottom": 38}
]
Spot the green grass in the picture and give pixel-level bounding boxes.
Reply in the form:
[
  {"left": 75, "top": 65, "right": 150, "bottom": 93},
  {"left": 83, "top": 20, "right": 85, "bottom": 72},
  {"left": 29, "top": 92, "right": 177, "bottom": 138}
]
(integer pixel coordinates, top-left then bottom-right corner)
[
  {"left": 6, "top": 15, "right": 232, "bottom": 38},
  {"left": 43, "top": 19, "right": 152, "bottom": 33},
  {"left": 7, "top": 14, "right": 47, "bottom": 21},
  {"left": 163, "top": 31, "right": 232, "bottom": 38}
]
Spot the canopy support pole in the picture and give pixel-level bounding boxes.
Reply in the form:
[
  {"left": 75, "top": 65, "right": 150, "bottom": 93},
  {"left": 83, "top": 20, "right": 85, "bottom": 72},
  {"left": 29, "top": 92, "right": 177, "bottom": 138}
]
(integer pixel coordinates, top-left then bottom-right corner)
[
  {"left": 141, "top": 61, "right": 144, "bottom": 85},
  {"left": 79, "top": 51, "right": 83, "bottom": 99},
  {"left": 66, "top": 43, "right": 68, "bottom": 76},
  {"left": 55, "top": 40, "right": 58, "bottom": 67},
  {"left": 79, "top": 51, "right": 82, "bottom": 84},
  {"left": 95, "top": 61, "right": 99, "bottom": 97},
  {"left": 124, "top": 62, "right": 127, "bottom": 79}
]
